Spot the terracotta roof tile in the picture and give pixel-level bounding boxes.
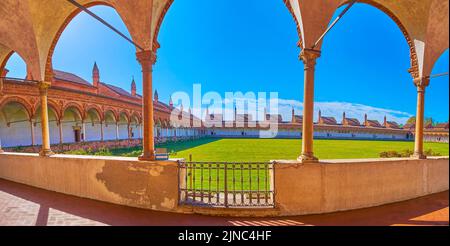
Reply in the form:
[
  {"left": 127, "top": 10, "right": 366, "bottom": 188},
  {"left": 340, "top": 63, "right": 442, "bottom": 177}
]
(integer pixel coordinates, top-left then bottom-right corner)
[{"left": 53, "top": 70, "right": 92, "bottom": 86}]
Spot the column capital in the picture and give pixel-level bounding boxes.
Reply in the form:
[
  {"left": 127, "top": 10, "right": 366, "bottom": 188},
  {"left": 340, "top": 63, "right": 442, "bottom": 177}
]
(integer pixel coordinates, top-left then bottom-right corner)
[
  {"left": 136, "top": 50, "right": 157, "bottom": 67},
  {"left": 300, "top": 48, "right": 321, "bottom": 66},
  {"left": 38, "top": 81, "right": 51, "bottom": 95},
  {"left": 413, "top": 77, "right": 430, "bottom": 92}
]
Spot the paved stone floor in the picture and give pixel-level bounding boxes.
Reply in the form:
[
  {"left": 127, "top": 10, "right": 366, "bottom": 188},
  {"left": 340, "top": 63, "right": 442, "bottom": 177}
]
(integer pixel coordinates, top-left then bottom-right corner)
[{"left": 0, "top": 178, "right": 448, "bottom": 226}]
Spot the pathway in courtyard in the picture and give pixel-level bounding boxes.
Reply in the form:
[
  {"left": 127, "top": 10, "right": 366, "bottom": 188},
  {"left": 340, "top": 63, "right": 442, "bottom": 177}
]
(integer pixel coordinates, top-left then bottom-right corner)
[{"left": 0, "top": 178, "right": 448, "bottom": 226}]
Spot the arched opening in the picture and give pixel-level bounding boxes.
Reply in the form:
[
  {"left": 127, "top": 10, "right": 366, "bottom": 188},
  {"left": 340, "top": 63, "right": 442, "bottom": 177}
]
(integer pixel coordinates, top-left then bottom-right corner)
[
  {"left": 103, "top": 110, "right": 117, "bottom": 141},
  {"left": 118, "top": 112, "right": 129, "bottom": 140},
  {"left": 426, "top": 49, "right": 449, "bottom": 125},
  {"left": 33, "top": 105, "right": 60, "bottom": 145},
  {"left": 85, "top": 108, "right": 102, "bottom": 142},
  {"left": 51, "top": 5, "right": 140, "bottom": 95},
  {"left": 61, "top": 106, "right": 83, "bottom": 143},
  {"left": 130, "top": 114, "right": 141, "bottom": 139},
  {"left": 0, "top": 101, "right": 32, "bottom": 147},
  {"left": 154, "top": 0, "right": 300, "bottom": 122},
  {"left": 3, "top": 52, "right": 27, "bottom": 79},
  {"left": 313, "top": 3, "right": 415, "bottom": 145}
]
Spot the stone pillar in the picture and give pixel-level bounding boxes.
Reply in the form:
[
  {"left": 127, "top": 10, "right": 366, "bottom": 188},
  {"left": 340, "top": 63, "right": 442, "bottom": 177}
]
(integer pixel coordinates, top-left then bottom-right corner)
[
  {"left": 137, "top": 50, "right": 157, "bottom": 161},
  {"left": 115, "top": 123, "right": 119, "bottom": 140},
  {"left": 298, "top": 49, "right": 321, "bottom": 163},
  {"left": 38, "top": 81, "right": 53, "bottom": 156},
  {"left": 81, "top": 121, "right": 86, "bottom": 142},
  {"left": 127, "top": 123, "right": 131, "bottom": 139},
  {"left": 412, "top": 77, "right": 429, "bottom": 159},
  {"left": 58, "top": 120, "right": 63, "bottom": 144},
  {"left": 100, "top": 121, "right": 104, "bottom": 141},
  {"left": 30, "top": 120, "right": 35, "bottom": 146}
]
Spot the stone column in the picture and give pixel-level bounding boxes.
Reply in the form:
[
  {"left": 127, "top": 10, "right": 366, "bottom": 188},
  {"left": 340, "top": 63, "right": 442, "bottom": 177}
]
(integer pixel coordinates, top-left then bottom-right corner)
[
  {"left": 137, "top": 50, "right": 157, "bottom": 161},
  {"left": 81, "top": 121, "right": 86, "bottom": 142},
  {"left": 58, "top": 120, "right": 63, "bottom": 144},
  {"left": 38, "top": 81, "right": 53, "bottom": 156},
  {"left": 100, "top": 121, "right": 104, "bottom": 141},
  {"left": 412, "top": 77, "right": 429, "bottom": 159},
  {"left": 115, "top": 122, "right": 119, "bottom": 140},
  {"left": 298, "top": 49, "right": 321, "bottom": 163},
  {"left": 30, "top": 120, "right": 35, "bottom": 146},
  {"left": 127, "top": 123, "right": 131, "bottom": 139}
]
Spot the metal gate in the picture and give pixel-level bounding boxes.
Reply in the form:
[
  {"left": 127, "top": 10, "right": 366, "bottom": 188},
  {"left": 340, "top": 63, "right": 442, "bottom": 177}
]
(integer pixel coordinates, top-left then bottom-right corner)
[{"left": 178, "top": 161, "right": 275, "bottom": 208}]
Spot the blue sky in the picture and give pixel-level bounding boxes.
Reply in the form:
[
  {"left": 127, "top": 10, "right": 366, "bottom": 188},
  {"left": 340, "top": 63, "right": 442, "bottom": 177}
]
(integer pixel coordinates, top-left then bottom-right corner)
[{"left": 5, "top": 0, "right": 449, "bottom": 124}]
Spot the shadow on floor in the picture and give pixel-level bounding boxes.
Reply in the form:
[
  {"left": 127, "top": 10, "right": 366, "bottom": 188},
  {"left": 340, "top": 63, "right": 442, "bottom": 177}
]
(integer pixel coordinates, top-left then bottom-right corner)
[{"left": 0, "top": 178, "right": 447, "bottom": 226}]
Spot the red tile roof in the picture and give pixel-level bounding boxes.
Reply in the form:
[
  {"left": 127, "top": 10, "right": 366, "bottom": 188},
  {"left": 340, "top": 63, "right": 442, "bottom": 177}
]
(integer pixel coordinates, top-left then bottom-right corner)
[
  {"left": 366, "top": 120, "right": 382, "bottom": 128},
  {"left": 345, "top": 118, "right": 360, "bottom": 126},
  {"left": 53, "top": 70, "right": 92, "bottom": 86},
  {"left": 320, "top": 116, "right": 338, "bottom": 125}
]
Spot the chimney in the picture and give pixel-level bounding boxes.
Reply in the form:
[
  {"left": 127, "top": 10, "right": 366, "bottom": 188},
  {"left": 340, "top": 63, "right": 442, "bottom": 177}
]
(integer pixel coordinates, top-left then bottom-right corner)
[
  {"left": 384, "top": 116, "right": 387, "bottom": 127},
  {"left": 154, "top": 89, "right": 159, "bottom": 102},
  {"left": 169, "top": 96, "right": 173, "bottom": 109},
  {"left": 364, "top": 114, "right": 368, "bottom": 126},
  {"left": 291, "top": 107, "right": 295, "bottom": 123},
  {"left": 342, "top": 112, "right": 346, "bottom": 125},
  {"left": 189, "top": 107, "right": 193, "bottom": 127},
  {"left": 92, "top": 62, "right": 100, "bottom": 87},
  {"left": 131, "top": 77, "right": 136, "bottom": 96},
  {"left": 264, "top": 107, "right": 268, "bottom": 121}
]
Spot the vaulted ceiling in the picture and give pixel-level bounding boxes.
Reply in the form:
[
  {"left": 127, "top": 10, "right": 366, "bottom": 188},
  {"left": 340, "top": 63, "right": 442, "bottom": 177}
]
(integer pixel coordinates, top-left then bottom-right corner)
[{"left": 0, "top": 0, "right": 448, "bottom": 82}]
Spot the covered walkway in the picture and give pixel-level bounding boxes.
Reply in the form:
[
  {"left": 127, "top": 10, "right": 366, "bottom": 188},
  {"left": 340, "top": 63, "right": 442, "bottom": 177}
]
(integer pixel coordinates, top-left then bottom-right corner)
[{"left": 0, "top": 178, "right": 447, "bottom": 226}]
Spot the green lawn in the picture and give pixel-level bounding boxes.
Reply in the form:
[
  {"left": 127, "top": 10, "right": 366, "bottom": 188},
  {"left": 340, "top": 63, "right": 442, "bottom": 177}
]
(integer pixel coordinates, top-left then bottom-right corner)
[
  {"left": 66, "top": 138, "right": 449, "bottom": 192},
  {"left": 106, "top": 138, "right": 449, "bottom": 162}
]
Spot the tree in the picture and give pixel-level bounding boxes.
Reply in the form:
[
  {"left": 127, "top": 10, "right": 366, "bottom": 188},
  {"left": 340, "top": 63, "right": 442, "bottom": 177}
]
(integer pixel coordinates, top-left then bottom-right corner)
[{"left": 405, "top": 116, "right": 434, "bottom": 125}]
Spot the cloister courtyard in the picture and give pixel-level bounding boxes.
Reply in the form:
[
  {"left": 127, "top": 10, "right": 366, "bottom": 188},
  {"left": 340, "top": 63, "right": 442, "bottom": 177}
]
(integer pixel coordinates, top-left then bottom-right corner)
[
  {"left": 0, "top": 0, "right": 449, "bottom": 231},
  {"left": 64, "top": 138, "right": 450, "bottom": 162}
]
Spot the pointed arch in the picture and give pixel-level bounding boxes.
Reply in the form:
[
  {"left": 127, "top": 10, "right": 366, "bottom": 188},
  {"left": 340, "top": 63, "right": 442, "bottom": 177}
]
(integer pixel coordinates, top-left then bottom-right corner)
[
  {"left": 0, "top": 96, "right": 33, "bottom": 120},
  {"left": 62, "top": 102, "right": 84, "bottom": 121}
]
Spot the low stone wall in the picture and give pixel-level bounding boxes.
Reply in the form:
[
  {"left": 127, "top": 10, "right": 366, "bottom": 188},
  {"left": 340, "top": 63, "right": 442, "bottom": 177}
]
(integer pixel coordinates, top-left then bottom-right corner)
[
  {"left": 274, "top": 157, "right": 449, "bottom": 216},
  {"left": 0, "top": 153, "right": 181, "bottom": 213},
  {"left": 0, "top": 152, "right": 448, "bottom": 217}
]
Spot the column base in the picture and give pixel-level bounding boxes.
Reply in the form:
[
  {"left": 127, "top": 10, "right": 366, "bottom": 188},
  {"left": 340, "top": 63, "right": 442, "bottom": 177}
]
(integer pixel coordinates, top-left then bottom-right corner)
[
  {"left": 138, "top": 152, "right": 156, "bottom": 162},
  {"left": 298, "top": 153, "right": 319, "bottom": 163},
  {"left": 39, "top": 149, "right": 54, "bottom": 157},
  {"left": 411, "top": 152, "right": 427, "bottom": 160}
]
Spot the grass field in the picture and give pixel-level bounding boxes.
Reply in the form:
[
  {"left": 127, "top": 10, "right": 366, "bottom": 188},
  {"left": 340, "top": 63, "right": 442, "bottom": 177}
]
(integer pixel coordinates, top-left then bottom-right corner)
[
  {"left": 103, "top": 138, "right": 449, "bottom": 162},
  {"left": 66, "top": 138, "right": 449, "bottom": 192}
]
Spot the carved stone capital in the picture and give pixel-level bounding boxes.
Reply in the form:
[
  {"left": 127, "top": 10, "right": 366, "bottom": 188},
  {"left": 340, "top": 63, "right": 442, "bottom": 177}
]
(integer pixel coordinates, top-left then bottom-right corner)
[
  {"left": 300, "top": 49, "right": 321, "bottom": 68},
  {"left": 136, "top": 50, "right": 157, "bottom": 71},
  {"left": 413, "top": 77, "right": 430, "bottom": 92},
  {"left": 38, "top": 81, "right": 51, "bottom": 96}
]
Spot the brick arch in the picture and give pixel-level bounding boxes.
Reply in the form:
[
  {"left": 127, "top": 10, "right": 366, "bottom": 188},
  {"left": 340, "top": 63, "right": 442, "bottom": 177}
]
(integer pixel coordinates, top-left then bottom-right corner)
[
  {"left": 104, "top": 109, "right": 118, "bottom": 123},
  {"left": 85, "top": 105, "right": 103, "bottom": 122},
  {"left": 33, "top": 99, "right": 61, "bottom": 122},
  {"left": 44, "top": 1, "right": 128, "bottom": 82},
  {"left": 284, "top": 0, "right": 419, "bottom": 78},
  {"left": 130, "top": 112, "right": 142, "bottom": 124},
  {"left": 339, "top": 0, "right": 420, "bottom": 78},
  {"left": 62, "top": 102, "right": 84, "bottom": 121},
  {"left": 0, "top": 50, "right": 14, "bottom": 77},
  {"left": 152, "top": 0, "right": 174, "bottom": 53},
  {"left": 0, "top": 96, "right": 33, "bottom": 120},
  {"left": 118, "top": 110, "right": 131, "bottom": 123}
]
